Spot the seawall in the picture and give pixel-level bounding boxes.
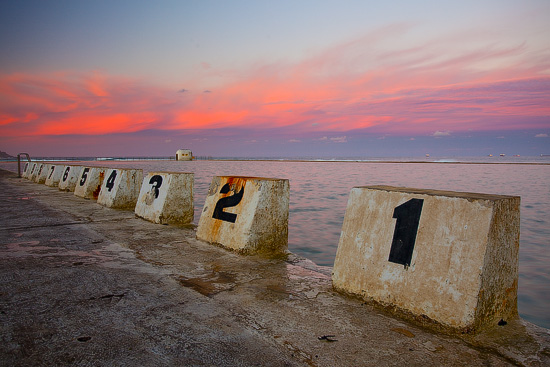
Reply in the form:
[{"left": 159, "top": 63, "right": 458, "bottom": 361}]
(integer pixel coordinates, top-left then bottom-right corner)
[{"left": 1, "top": 168, "right": 549, "bottom": 366}]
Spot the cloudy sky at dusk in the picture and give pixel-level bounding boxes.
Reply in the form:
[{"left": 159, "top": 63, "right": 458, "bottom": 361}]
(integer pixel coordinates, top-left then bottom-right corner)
[{"left": 1, "top": 0, "right": 549, "bottom": 158}]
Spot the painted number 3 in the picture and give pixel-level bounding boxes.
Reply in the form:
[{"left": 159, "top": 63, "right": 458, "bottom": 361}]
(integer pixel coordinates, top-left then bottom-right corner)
[
  {"left": 149, "top": 175, "right": 163, "bottom": 198},
  {"left": 212, "top": 183, "right": 245, "bottom": 223},
  {"left": 388, "top": 198, "right": 424, "bottom": 268}
]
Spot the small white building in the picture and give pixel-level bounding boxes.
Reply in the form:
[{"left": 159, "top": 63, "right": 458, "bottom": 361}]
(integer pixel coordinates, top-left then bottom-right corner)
[{"left": 176, "top": 149, "right": 193, "bottom": 161}]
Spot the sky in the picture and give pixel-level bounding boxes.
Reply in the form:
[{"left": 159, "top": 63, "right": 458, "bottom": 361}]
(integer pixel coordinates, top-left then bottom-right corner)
[{"left": 1, "top": 0, "right": 549, "bottom": 158}]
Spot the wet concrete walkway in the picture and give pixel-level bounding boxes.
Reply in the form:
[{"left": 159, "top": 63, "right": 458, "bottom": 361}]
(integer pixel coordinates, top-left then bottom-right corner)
[{"left": 1, "top": 168, "right": 549, "bottom": 366}]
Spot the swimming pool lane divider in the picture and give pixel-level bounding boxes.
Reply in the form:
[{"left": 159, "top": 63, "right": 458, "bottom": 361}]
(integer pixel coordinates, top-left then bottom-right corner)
[
  {"left": 19, "top": 161, "right": 521, "bottom": 334},
  {"left": 196, "top": 175, "right": 290, "bottom": 257},
  {"left": 97, "top": 168, "right": 143, "bottom": 210},
  {"left": 44, "top": 164, "right": 64, "bottom": 187},
  {"left": 58, "top": 165, "right": 83, "bottom": 192},
  {"left": 74, "top": 166, "right": 108, "bottom": 201},
  {"left": 135, "top": 171, "right": 194, "bottom": 226},
  {"left": 332, "top": 185, "right": 520, "bottom": 333}
]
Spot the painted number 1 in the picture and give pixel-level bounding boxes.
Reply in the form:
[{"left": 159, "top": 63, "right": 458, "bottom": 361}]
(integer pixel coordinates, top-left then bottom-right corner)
[{"left": 388, "top": 198, "right": 424, "bottom": 268}]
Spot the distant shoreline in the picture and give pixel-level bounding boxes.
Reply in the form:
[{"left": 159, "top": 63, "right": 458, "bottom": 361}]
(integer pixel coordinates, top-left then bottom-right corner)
[{"left": 1, "top": 157, "right": 549, "bottom": 165}]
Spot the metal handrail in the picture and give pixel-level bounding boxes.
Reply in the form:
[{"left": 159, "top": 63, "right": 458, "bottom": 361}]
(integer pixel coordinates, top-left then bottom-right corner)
[{"left": 17, "top": 153, "right": 31, "bottom": 178}]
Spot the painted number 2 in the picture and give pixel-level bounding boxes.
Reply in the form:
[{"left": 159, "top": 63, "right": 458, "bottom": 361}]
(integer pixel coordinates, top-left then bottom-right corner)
[
  {"left": 212, "top": 183, "right": 245, "bottom": 223},
  {"left": 388, "top": 198, "right": 424, "bottom": 268}
]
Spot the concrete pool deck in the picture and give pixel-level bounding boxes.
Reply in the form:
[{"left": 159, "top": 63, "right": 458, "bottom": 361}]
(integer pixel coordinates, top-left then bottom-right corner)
[{"left": 1, "top": 168, "right": 549, "bottom": 366}]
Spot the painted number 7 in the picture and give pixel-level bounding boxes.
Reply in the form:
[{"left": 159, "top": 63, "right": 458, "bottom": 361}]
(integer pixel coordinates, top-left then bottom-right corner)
[{"left": 388, "top": 198, "right": 424, "bottom": 268}]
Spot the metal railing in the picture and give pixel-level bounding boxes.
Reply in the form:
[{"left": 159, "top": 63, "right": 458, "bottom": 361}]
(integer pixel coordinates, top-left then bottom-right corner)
[{"left": 17, "top": 153, "right": 31, "bottom": 178}]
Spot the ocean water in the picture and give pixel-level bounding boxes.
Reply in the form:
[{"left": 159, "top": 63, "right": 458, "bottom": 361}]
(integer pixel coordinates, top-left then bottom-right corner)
[{"left": 2, "top": 157, "right": 549, "bottom": 329}]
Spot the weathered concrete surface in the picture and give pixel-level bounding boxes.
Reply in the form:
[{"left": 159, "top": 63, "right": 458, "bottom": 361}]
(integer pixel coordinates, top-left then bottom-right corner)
[
  {"left": 197, "top": 176, "right": 289, "bottom": 256},
  {"left": 1, "top": 169, "right": 549, "bottom": 366},
  {"left": 135, "top": 172, "right": 194, "bottom": 225},
  {"left": 97, "top": 168, "right": 143, "bottom": 210},
  {"left": 333, "top": 186, "right": 520, "bottom": 333}
]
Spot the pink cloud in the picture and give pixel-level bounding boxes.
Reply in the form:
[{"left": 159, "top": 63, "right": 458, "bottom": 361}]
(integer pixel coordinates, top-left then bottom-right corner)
[{"left": 1, "top": 25, "right": 549, "bottom": 140}]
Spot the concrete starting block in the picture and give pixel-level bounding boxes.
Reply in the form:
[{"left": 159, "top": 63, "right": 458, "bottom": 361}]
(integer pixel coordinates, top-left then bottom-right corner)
[
  {"left": 21, "top": 162, "right": 31, "bottom": 179},
  {"left": 25, "top": 162, "right": 37, "bottom": 180},
  {"left": 97, "top": 168, "right": 143, "bottom": 210},
  {"left": 45, "top": 165, "right": 64, "bottom": 187},
  {"left": 332, "top": 186, "right": 520, "bottom": 333},
  {"left": 196, "top": 176, "right": 289, "bottom": 257},
  {"left": 74, "top": 167, "right": 107, "bottom": 200},
  {"left": 35, "top": 163, "right": 51, "bottom": 184},
  {"left": 134, "top": 172, "right": 194, "bottom": 225},
  {"left": 30, "top": 163, "right": 44, "bottom": 182},
  {"left": 58, "top": 166, "right": 83, "bottom": 192}
]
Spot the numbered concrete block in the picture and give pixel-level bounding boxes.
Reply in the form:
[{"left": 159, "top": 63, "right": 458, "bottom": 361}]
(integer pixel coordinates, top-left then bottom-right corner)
[
  {"left": 25, "top": 162, "right": 37, "bottom": 180},
  {"left": 44, "top": 164, "right": 64, "bottom": 187},
  {"left": 196, "top": 176, "right": 289, "bottom": 257},
  {"left": 34, "top": 163, "right": 51, "bottom": 184},
  {"left": 97, "top": 168, "right": 144, "bottom": 210},
  {"left": 332, "top": 186, "right": 520, "bottom": 333},
  {"left": 30, "top": 163, "right": 45, "bottom": 182},
  {"left": 134, "top": 172, "right": 194, "bottom": 224},
  {"left": 59, "top": 166, "right": 81, "bottom": 191},
  {"left": 74, "top": 166, "right": 107, "bottom": 200},
  {"left": 21, "top": 162, "right": 31, "bottom": 179}
]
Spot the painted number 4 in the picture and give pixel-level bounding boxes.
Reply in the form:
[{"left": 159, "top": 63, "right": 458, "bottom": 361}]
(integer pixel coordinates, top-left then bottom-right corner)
[
  {"left": 388, "top": 198, "right": 424, "bottom": 268},
  {"left": 105, "top": 170, "right": 117, "bottom": 192}
]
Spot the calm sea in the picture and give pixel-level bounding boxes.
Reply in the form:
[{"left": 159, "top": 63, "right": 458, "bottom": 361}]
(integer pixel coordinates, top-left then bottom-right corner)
[{"left": 2, "top": 156, "right": 549, "bottom": 329}]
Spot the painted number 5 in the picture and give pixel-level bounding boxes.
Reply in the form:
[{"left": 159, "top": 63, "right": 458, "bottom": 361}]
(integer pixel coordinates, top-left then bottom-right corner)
[
  {"left": 388, "top": 198, "right": 424, "bottom": 268},
  {"left": 79, "top": 168, "right": 90, "bottom": 186}
]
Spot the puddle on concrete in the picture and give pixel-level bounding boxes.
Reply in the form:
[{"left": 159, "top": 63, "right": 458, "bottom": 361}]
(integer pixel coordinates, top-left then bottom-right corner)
[{"left": 178, "top": 270, "right": 237, "bottom": 297}]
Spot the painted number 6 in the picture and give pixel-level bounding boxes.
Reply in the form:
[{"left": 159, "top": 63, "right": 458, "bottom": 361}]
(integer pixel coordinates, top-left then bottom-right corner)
[{"left": 63, "top": 167, "right": 70, "bottom": 181}]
